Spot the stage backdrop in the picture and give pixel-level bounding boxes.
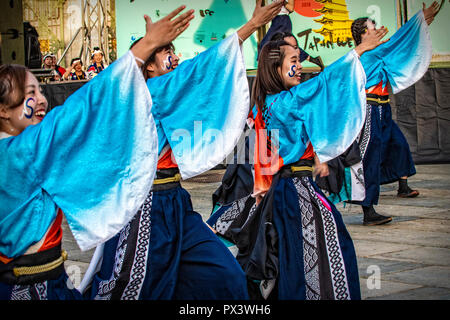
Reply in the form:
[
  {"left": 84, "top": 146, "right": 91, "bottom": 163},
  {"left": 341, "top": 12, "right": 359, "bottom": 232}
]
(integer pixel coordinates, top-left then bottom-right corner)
[
  {"left": 115, "top": 0, "right": 450, "bottom": 69},
  {"left": 115, "top": 0, "right": 260, "bottom": 69},
  {"left": 407, "top": 0, "right": 450, "bottom": 65},
  {"left": 289, "top": 0, "right": 398, "bottom": 67},
  {"left": 111, "top": 0, "right": 450, "bottom": 163}
]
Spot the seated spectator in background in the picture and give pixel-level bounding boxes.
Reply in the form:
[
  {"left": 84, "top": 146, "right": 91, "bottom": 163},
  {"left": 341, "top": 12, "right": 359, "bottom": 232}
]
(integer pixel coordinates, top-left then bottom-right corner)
[
  {"left": 87, "top": 47, "right": 107, "bottom": 79},
  {"left": 52, "top": 55, "right": 66, "bottom": 79},
  {"left": 42, "top": 53, "right": 64, "bottom": 81},
  {"left": 63, "top": 58, "right": 88, "bottom": 81}
]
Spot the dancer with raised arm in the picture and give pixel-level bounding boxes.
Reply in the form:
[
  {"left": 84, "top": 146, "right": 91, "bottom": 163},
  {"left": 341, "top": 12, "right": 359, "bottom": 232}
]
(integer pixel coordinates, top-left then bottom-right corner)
[
  {"left": 227, "top": 26, "right": 389, "bottom": 300},
  {"left": 83, "top": 0, "right": 285, "bottom": 300},
  {"left": 318, "top": 2, "right": 440, "bottom": 226},
  {"left": 0, "top": 5, "right": 193, "bottom": 300}
]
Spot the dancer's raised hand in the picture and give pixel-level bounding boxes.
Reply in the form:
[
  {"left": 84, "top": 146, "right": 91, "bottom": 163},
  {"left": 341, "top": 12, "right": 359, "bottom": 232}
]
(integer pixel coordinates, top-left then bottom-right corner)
[
  {"left": 237, "top": 0, "right": 285, "bottom": 43},
  {"left": 355, "top": 26, "right": 390, "bottom": 56},
  {"left": 423, "top": 1, "right": 440, "bottom": 25},
  {"left": 131, "top": 5, "right": 194, "bottom": 64},
  {"left": 251, "top": 0, "right": 286, "bottom": 29}
]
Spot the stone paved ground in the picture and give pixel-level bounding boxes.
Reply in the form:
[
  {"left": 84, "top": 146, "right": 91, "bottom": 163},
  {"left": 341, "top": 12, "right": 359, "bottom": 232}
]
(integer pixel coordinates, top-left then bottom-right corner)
[{"left": 62, "top": 164, "right": 450, "bottom": 299}]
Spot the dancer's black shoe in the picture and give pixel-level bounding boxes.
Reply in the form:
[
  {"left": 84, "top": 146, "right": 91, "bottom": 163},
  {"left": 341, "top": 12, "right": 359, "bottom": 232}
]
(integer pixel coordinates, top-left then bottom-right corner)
[
  {"left": 362, "top": 205, "right": 392, "bottom": 226},
  {"left": 397, "top": 179, "right": 420, "bottom": 198}
]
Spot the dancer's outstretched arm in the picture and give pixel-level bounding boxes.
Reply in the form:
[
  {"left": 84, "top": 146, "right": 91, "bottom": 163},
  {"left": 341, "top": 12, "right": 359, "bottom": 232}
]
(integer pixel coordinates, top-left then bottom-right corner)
[{"left": 0, "top": 6, "right": 196, "bottom": 257}]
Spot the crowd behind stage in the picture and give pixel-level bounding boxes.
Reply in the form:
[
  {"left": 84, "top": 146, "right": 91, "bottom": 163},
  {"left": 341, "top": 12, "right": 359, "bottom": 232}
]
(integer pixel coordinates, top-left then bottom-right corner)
[{"left": 40, "top": 47, "right": 107, "bottom": 82}]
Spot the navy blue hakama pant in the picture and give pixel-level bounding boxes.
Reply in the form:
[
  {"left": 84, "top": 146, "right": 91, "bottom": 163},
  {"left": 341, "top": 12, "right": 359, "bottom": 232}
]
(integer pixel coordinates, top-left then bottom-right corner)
[
  {"left": 359, "top": 103, "right": 416, "bottom": 206},
  {"left": 89, "top": 185, "right": 249, "bottom": 300}
]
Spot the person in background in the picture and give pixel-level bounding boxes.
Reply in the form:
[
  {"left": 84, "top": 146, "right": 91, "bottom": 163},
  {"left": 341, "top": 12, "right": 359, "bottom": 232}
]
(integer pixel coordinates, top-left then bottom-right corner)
[
  {"left": 42, "top": 53, "right": 63, "bottom": 81},
  {"left": 42, "top": 53, "right": 53, "bottom": 70},
  {"left": 63, "top": 58, "right": 88, "bottom": 81},
  {"left": 259, "top": 0, "right": 324, "bottom": 70},
  {"left": 87, "top": 47, "right": 107, "bottom": 79},
  {"left": 51, "top": 55, "right": 66, "bottom": 80}
]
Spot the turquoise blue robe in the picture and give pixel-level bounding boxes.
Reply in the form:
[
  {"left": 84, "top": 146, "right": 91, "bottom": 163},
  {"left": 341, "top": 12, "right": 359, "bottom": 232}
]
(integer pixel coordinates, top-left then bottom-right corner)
[
  {"left": 0, "top": 51, "right": 158, "bottom": 258},
  {"left": 329, "top": 10, "right": 432, "bottom": 204},
  {"left": 147, "top": 33, "right": 249, "bottom": 179}
]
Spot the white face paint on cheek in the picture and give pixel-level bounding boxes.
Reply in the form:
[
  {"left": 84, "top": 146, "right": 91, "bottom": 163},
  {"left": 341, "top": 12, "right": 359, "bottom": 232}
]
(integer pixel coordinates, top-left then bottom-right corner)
[
  {"left": 19, "top": 98, "right": 35, "bottom": 120},
  {"left": 161, "top": 55, "right": 173, "bottom": 71},
  {"left": 19, "top": 101, "right": 27, "bottom": 120}
]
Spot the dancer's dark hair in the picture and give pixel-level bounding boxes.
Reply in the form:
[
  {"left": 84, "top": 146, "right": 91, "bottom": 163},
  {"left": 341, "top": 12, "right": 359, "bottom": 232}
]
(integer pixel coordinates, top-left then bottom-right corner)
[
  {"left": 270, "top": 31, "right": 299, "bottom": 47},
  {"left": 351, "top": 17, "right": 376, "bottom": 45},
  {"left": 251, "top": 40, "right": 291, "bottom": 113},
  {"left": 0, "top": 64, "right": 28, "bottom": 110},
  {"left": 130, "top": 37, "right": 175, "bottom": 80}
]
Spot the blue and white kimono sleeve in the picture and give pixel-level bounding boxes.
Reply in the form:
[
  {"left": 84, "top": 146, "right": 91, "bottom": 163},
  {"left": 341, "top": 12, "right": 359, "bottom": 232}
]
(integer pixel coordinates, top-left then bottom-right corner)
[
  {"left": 267, "top": 49, "right": 367, "bottom": 165},
  {"left": 147, "top": 33, "right": 249, "bottom": 179},
  {"left": 330, "top": 10, "right": 432, "bottom": 204},
  {"left": 360, "top": 10, "right": 432, "bottom": 93},
  {"left": 0, "top": 51, "right": 158, "bottom": 257}
]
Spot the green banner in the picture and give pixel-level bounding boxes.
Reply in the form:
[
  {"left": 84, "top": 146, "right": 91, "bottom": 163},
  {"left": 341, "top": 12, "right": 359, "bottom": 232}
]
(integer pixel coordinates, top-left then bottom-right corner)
[
  {"left": 116, "top": 0, "right": 258, "bottom": 68},
  {"left": 116, "top": 0, "right": 449, "bottom": 69}
]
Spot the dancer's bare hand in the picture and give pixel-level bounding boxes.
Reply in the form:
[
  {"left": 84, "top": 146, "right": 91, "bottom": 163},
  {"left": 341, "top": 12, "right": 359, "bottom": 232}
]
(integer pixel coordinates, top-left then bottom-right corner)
[
  {"left": 251, "top": 0, "right": 285, "bottom": 28},
  {"left": 143, "top": 6, "right": 194, "bottom": 48},
  {"left": 132, "top": 5, "right": 194, "bottom": 63},
  {"left": 237, "top": 0, "right": 285, "bottom": 43},
  {"left": 423, "top": 1, "right": 440, "bottom": 25},
  {"left": 355, "top": 26, "right": 389, "bottom": 56},
  {"left": 314, "top": 162, "right": 329, "bottom": 178}
]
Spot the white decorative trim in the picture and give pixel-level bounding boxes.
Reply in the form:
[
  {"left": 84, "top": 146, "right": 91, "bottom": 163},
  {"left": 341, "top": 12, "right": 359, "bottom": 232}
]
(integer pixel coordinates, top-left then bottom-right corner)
[
  {"left": 121, "top": 193, "right": 152, "bottom": 300},
  {"left": 306, "top": 180, "right": 351, "bottom": 300}
]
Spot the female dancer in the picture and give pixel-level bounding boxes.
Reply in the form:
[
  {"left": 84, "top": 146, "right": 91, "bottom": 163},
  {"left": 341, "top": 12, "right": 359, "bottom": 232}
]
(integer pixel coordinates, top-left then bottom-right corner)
[
  {"left": 207, "top": 6, "right": 326, "bottom": 241},
  {"left": 321, "top": 2, "right": 439, "bottom": 226},
  {"left": 83, "top": 0, "right": 286, "bottom": 300},
  {"left": 228, "top": 27, "right": 388, "bottom": 300},
  {"left": 0, "top": 6, "right": 193, "bottom": 300}
]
